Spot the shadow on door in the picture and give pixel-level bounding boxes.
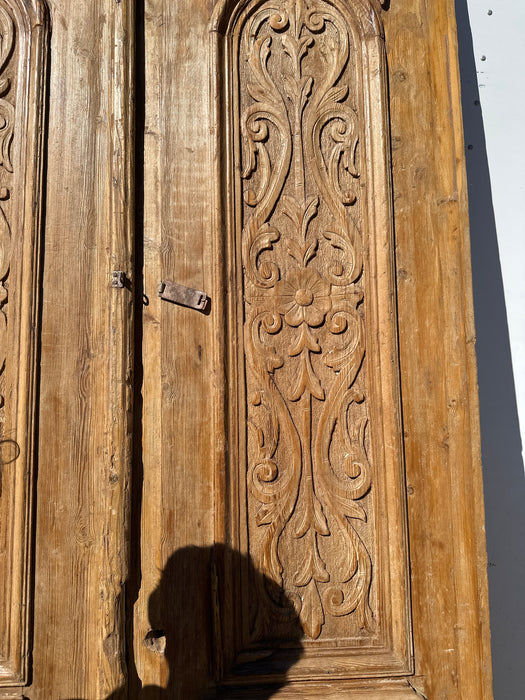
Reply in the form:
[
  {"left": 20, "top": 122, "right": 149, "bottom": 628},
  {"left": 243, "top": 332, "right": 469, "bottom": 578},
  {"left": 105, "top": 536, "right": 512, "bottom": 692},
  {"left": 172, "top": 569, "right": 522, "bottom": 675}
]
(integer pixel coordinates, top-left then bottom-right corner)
[
  {"left": 455, "top": 1, "right": 525, "bottom": 696},
  {"left": 102, "top": 545, "right": 304, "bottom": 699}
]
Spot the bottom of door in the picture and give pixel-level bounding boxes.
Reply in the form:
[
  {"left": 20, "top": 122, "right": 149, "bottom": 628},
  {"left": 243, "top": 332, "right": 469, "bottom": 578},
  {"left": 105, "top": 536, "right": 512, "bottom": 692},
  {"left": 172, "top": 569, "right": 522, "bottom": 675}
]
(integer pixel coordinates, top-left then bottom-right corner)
[{"left": 216, "top": 678, "right": 418, "bottom": 699}]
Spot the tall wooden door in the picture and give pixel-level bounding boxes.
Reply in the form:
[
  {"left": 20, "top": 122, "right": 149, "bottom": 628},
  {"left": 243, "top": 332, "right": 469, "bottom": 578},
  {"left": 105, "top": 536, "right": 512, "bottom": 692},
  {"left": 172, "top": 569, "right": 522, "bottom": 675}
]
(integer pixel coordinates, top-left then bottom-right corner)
[{"left": 0, "top": 0, "right": 492, "bottom": 698}]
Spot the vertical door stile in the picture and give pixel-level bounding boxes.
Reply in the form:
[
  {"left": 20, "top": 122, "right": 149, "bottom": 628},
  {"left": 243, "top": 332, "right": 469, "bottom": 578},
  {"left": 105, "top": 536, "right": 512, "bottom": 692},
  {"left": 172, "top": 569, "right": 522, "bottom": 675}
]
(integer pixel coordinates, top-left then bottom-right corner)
[
  {"left": 102, "top": 0, "right": 136, "bottom": 694},
  {"left": 135, "top": 0, "right": 218, "bottom": 693},
  {"left": 0, "top": 0, "right": 48, "bottom": 690}
]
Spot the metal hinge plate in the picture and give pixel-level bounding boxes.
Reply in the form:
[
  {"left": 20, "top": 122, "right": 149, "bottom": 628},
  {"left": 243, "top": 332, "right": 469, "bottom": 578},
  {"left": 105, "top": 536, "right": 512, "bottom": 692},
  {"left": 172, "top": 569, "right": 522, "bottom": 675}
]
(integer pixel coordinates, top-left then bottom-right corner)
[{"left": 158, "top": 280, "right": 209, "bottom": 311}]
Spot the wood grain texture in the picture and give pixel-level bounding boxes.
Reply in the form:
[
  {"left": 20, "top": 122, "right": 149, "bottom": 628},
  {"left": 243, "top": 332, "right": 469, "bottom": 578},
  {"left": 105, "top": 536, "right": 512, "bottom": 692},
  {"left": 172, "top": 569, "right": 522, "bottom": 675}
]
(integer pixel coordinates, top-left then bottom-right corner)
[
  {"left": 133, "top": 0, "right": 491, "bottom": 697},
  {"left": 218, "top": 677, "right": 421, "bottom": 698},
  {"left": 28, "top": 1, "right": 134, "bottom": 697},
  {"left": 0, "top": 0, "right": 48, "bottom": 686},
  {"left": 0, "top": 0, "right": 491, "bottom": 697},
  {"left": 210, "top": 0, "right": 412, "bottom": 684},
  {"left": 133, "top": 0, "right": 217, "bottom": 694},
  {"left": 384, "top": 0, "right": 493, "bottom": 697}
]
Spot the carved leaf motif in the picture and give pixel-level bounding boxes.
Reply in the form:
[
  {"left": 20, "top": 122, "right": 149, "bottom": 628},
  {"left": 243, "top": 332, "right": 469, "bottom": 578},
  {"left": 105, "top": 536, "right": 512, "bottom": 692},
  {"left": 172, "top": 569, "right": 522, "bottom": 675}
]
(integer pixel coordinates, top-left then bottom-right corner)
[
  {"left": 289, "top": 349, "right": 324, "bottom": 401},
  {"left": 294, "top": 488, "right": 329, "bottom": 538},
  {"left": 248, "top": 223, "right": 281, "bottom": 288},
  {"left": 250, "top": 311, "right": 284, "bottom": 374},
  {"left": 0, "top": 197, "right": 11, "bottom": 281},
  {"left": 0, "top": 6, "right": 13, "bottom": 173},
  {"left": 319, "top": 85, "right": 349, "bottom": 108},
  {"left": 298, "top": 580, "right": 324, "bottom": 640},
  {"left": 0, "top": 6, "right": 14, "bottom": 77},
  {"left": 294, "top": 542, "right": 329, "bottom": 586},
  {"left": 239, "top": 0, "right": 373, "bottom": 640}
]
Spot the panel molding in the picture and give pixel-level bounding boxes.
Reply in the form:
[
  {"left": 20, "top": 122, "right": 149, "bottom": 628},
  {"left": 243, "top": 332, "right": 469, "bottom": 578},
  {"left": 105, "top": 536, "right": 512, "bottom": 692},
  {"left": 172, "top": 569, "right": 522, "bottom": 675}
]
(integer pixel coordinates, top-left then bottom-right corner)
[
  {"left": 211, "top": 0, "right": 412, "bottom": 685},
  {"left": 0, "top": 0, "right": 48, "bottom": 686},
  {"left": 218, "top": 677, "right": 420, "bottom": 698}
]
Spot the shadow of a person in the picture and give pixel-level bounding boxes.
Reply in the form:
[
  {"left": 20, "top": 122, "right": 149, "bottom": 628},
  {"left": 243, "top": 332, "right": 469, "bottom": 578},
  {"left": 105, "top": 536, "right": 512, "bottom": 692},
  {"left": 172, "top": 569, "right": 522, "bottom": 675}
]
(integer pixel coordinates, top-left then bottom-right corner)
[{"left": 105, "top": 544, "right": 304, "bottom": 699}]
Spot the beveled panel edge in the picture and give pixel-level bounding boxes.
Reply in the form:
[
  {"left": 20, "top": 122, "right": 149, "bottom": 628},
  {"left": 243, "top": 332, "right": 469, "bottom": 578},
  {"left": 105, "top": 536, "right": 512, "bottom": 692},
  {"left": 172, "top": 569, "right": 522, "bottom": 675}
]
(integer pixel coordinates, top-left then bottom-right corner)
[
  {"left": 218, "top": 677, "right": 418, "bottom": 698},
  {"left": 0, "top": 0, "right": 48, "bottom": 687},
  {"left": 209, "top": 0, "right": 413, "bottom": 683}
]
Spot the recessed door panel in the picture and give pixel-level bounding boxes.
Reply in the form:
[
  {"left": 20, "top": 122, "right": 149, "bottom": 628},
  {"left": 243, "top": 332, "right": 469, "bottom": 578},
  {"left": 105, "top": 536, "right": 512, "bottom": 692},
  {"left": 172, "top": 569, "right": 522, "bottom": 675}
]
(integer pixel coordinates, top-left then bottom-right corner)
[{"left": 211, "top": 0, "right": 412, "bottom": 685}]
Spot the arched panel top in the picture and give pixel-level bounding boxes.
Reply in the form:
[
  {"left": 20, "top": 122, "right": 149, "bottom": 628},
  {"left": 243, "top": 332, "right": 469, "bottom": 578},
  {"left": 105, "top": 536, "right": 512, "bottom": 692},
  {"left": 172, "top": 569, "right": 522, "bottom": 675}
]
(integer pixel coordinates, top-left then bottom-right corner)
[
  {"left": 0, "top": 0, "right": 49, "bottom": 38},
  {"left": 210, "top": 0, "right": 412, "bottom": 686},
  {"left": 211, "top": 0, "right": 385, "bottom": 38}
]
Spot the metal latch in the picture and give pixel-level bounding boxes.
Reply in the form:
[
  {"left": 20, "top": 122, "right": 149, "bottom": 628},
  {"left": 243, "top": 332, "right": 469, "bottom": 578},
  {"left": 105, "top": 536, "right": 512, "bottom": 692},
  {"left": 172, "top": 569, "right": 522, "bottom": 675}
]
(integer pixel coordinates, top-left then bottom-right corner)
[{"left": 158, "top": 280, "right": 209, "bottom": 311}]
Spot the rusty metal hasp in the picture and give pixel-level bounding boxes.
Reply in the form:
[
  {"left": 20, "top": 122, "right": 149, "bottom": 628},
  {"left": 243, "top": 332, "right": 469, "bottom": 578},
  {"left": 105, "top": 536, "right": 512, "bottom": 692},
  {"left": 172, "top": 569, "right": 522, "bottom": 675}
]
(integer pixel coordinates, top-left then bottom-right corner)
[{"left": 158, "top": 280, "right": 209, "bottom": 311}]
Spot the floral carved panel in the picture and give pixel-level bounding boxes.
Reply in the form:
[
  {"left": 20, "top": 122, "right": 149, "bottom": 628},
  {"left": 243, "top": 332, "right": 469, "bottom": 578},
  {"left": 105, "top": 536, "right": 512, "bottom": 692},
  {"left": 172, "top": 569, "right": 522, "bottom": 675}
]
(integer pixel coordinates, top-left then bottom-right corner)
[
  {"left": 212, "top": 0, "right": 413, "bottom": 685},
  {"left": 240, "top": 0, "right": 376, "bottom": 644},
  {"left": 0, "top": 0, "right": 47, "bottom": 686}
]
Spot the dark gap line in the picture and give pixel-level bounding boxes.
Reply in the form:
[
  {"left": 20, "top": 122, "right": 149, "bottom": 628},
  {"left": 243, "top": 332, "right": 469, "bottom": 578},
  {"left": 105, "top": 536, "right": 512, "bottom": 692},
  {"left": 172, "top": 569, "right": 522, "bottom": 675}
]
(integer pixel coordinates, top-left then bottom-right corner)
[{"left": 126, "top": 0, "right": 146, "bottom": 695}]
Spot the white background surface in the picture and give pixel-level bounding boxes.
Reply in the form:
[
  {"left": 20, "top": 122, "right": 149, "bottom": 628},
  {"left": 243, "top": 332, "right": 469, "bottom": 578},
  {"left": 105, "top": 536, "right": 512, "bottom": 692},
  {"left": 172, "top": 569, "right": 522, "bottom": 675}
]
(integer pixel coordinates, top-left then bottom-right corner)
[
  {"left": 467, "top": 2, "right": 525, "bottom": 462},
  {"left": 456, "top": 1, "right": 525, "bottom": 696}
]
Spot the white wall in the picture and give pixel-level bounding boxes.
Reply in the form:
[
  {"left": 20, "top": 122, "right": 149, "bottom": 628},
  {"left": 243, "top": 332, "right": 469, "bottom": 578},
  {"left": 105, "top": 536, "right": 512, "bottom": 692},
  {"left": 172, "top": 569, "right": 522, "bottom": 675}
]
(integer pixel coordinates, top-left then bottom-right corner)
[
  {"left": 467, "top": 2, "right": 525, "bottom": 453},
  {"left": 456, "top": 1, "right": 525, "bottom": 697}
]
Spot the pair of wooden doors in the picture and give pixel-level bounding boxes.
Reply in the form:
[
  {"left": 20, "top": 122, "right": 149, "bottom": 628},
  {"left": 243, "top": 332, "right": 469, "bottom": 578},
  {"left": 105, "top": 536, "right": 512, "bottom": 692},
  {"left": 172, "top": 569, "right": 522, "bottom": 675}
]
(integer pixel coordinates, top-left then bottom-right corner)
[{"left": 0, "top": 0, "right": 492, "bottom": 697}]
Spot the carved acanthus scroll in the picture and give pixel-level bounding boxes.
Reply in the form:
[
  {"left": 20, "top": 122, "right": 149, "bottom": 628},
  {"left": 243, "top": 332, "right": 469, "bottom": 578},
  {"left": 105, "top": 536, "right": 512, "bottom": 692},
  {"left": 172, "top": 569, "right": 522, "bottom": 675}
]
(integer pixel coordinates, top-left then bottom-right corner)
[
  {"left": 214, "top": 0, "right": 412, "bottom": 679},
  {"left": 0, "top": 4, "right": 13, "bottom": 415},
  {"left": 239, "top": 0, "right": 373, "bottom": 641}
]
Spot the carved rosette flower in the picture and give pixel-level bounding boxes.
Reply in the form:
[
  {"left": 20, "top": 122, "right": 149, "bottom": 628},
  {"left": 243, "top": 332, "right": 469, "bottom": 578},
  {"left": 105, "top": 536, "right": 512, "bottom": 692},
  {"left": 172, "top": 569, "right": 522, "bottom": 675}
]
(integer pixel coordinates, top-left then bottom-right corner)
[
  {"left": 275, "top": 268, "right": 331, "bottom": 328},
  {"left": 239, "top": 0, "right": 375, "bottom": 641}
]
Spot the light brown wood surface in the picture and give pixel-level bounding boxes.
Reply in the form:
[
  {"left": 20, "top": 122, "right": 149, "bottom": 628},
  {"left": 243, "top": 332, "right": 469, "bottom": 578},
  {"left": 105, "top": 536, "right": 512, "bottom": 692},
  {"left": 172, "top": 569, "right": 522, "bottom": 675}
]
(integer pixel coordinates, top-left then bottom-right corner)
[
  {"left": 0, "top": 0, "right": 48, "bottom": 687},
  {"left": 29, "top": 1, "right": 135, "bottom": 697},
  {"left": 0, "top": 0, "right": 492, "bottom": 698}
]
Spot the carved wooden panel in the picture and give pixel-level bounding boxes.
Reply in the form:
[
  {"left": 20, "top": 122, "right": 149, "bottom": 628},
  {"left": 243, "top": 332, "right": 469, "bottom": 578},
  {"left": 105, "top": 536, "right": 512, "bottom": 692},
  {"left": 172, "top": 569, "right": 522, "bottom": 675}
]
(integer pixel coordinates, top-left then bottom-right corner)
[
  {"left": 0, "top": 0, "right": 47, "bottom": 686},
  {"left": 212, "top": 0, "right": 412, "bottom": 687}
]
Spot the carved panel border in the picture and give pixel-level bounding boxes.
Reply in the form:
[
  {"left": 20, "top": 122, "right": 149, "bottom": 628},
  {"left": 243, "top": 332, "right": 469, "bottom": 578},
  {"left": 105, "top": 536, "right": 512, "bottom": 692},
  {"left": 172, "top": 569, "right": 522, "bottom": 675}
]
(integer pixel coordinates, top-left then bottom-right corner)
[
  {"left": 0, "top": 0, "right": 48, "bottom": 686},
  {"left": 211, "top": 0, "right": 412, "bottom": 686}
]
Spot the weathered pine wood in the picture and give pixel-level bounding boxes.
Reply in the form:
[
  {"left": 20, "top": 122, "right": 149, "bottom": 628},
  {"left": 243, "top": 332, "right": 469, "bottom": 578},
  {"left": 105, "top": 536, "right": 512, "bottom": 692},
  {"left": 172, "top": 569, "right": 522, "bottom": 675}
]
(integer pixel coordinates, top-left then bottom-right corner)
[
  {"left": 384, "top": 0, "right": 493, "bottom": 698},
  {"left": 210, "top": 0, "right": 412, "bottom": 685},
  {"left": 0, "top": 0, "right": 48, "bottom": 687},
  {"left": 133, "top": 0, "right": 492, "bottom": 698},
  {"left": 0, "top": 0, "right": 491, "bottom": 697},
  {"left": 28, "top": 1, "right": 135, "bottom": 697},
  {"left": 133, "top": 0, "right": 217, "bottom": 694}
]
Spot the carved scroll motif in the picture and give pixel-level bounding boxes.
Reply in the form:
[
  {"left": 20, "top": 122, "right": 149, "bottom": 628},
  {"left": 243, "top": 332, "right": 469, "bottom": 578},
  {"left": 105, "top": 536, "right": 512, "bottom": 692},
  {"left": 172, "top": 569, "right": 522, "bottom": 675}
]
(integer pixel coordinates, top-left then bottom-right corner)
[
  {"left": 238, "top": 0, "right": 374, "bottom": 640},
  {"left": 0, "top": 4, "right": 13, "bottom": 417}
]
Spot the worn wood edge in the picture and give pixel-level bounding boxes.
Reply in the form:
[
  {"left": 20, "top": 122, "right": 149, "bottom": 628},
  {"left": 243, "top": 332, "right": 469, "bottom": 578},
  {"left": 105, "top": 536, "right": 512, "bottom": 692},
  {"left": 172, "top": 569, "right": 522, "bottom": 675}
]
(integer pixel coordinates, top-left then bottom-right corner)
[
  {"left": 99, "top": 0, "right": 135, "bottom": 695},
  {"left": 210, "top": 0, "right": 384, "bottom": 36},
  {"left": 220, "top": 648, "right": 414, "bottom": 686},
  {"left": 217, "top": 677, "right": 419, "bottom": 698},
  {"left": 0, "top": 689, "right": 25, "bottom": 700},
  {"left": 440, "top": 1, "right": 493, "bottom": 696},
  {"left": 0, "top": 0, "right": 49, "bottom": 687},
  {"left": 421, "top": 2, "right": 493, "bottom": 697},
  {"left": 385, "top": 0, "right": 493, "bottom": 697},
  {"left": 362, "top": 30, "right": 413, "bottom": 672},
  {"left": 209, "top": 22, "right": 244, "bottom": 679}
]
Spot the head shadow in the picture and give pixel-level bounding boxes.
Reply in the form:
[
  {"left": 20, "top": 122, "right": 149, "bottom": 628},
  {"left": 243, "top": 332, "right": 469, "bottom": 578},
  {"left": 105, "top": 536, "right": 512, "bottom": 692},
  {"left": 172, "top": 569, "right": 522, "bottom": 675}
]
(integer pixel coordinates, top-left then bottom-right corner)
[{"left": 114, "top": 544, "right": 304, "bottom": 699}]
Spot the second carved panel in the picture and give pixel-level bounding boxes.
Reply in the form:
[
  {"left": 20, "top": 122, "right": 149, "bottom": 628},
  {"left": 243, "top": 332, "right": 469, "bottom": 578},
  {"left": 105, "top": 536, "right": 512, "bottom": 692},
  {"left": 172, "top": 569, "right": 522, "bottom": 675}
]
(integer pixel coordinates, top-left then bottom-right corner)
[{"left": 212, "top": 0, "right": 413, "bottom": 685}]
